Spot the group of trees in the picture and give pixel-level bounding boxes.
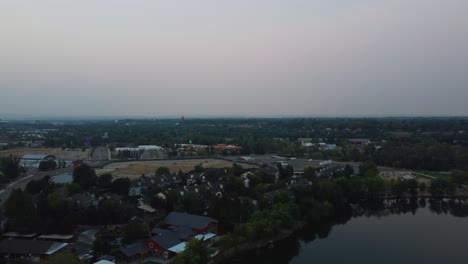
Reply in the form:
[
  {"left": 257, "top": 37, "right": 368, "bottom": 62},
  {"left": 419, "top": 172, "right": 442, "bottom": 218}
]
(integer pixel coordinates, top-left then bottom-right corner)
[
  {"left": 3, "top": 165, "right": 138, "bottom": 234},
  {"left": 341, "top": 142, "right": 468, "bottom": 172},
  {"left": 219, "top": 203, "right": 298, "bottom": 249},
  {"left": 0, "top": 155, "right": 23, "bottom": 183},
  {"left": 39, "top": 160, "right": 57, "bottom": 171}
]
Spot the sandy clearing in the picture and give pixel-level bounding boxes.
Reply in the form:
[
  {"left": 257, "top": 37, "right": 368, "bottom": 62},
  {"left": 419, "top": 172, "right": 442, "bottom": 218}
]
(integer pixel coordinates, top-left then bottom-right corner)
[{"left": 99, "top": 159, "right": 258, "bottom": 177}]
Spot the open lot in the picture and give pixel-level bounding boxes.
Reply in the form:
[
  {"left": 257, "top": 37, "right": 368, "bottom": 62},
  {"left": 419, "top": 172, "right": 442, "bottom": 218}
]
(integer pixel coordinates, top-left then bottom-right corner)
[
  {"left": 0, "top": 147, "right": 91, "bottom": 161},
  {"left": 98, "top": 159, "right": 259, "bottom": 179}
]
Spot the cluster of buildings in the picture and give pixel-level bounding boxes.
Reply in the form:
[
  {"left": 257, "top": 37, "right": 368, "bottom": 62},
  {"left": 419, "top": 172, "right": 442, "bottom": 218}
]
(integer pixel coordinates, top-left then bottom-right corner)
[
  {"left": 114, "top": 145, "right": 165, "bottom": 160},
  {"left": 146, "top": 212, "right": 217, "bottom": 259},
  {"left": 0, "top": 211, "right": 218, "bottom": 263},
  {"left": 175, "top": 144, "right": 242, "bottom": 156}
]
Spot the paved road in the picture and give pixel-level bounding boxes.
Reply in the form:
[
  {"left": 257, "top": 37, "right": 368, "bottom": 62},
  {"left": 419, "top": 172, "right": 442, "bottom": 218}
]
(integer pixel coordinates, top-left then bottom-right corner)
[
  {"left": 0, "top": 146, "right": 111, "bottom": 205},
  {"left": 90, "top": 146, "right": 110, "bottom": 161}
]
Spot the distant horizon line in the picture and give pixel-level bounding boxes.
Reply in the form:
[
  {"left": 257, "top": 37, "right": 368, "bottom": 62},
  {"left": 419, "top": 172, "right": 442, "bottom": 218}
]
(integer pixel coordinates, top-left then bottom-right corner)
[{"left": 1, "top": 114, "right": 468, "bottom": 121}]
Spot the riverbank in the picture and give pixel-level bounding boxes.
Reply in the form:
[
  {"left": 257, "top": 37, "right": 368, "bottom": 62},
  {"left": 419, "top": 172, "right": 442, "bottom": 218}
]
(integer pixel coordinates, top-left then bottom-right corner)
[{"left": 209, "top": 221, "right": 306, "bottom": 264}]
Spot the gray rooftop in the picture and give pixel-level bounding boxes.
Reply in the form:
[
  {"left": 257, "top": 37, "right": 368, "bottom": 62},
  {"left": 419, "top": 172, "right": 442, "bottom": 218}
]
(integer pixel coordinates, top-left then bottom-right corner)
[
  {"left": 120, "top": 240, "right": 146, "bottom": 257},
  {"left": 165, "top": 212, "right": 217, "bottom": 230},
  {"left": 150, "top": 228, "right": 183, "bottom": 249}
]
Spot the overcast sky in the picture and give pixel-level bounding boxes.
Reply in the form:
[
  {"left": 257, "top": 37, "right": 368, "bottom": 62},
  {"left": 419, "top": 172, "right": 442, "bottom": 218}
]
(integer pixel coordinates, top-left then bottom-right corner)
[{"left": 1, "top": 0, "right": 467, "bottom": 118}]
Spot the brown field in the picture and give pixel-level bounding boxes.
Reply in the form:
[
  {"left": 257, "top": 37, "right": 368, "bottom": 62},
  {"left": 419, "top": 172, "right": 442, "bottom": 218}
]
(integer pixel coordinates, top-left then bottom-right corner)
[
  {"left": 99, "top": 159, "right": 258, "bottom": 179},
  {"left": 0, "top": 147, "right": 91, "bottom": 160}
]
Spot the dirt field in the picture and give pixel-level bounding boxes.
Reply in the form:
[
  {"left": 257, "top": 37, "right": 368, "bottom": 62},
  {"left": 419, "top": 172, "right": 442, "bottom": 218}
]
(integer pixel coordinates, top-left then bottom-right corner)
[
  {"left": 98, "top": 159, "right": 258, "bottom": 179},
  {"left": 0, "top": 147, "right": 91, "bottom": 161}
]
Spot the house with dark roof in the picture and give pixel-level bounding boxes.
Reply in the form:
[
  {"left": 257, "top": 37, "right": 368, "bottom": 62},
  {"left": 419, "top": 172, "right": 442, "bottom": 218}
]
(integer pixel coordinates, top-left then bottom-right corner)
[
  {"left": 0, "top": 239, "right": 68, "bottom": 262},
  {"left": 164, "top": 212, "right": 217, "bottom": 234},
  {"left": 146, "top": 226, "right": 216, "bottom": 260},
  {"left": 146, "top": 228, "right": 184, "bottom": 259},
  {"left": 118, "top": 240, "right": 148, "bottom": 262}
]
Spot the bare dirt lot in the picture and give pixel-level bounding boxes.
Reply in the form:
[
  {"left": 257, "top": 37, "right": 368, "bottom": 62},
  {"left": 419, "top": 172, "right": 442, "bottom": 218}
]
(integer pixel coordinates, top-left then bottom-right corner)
[
  {"left": 98, "top": 159, "right": 258, "bottom": 179},
  {"left": 0, "top": 148, "right": 91, "bottom": 161}
]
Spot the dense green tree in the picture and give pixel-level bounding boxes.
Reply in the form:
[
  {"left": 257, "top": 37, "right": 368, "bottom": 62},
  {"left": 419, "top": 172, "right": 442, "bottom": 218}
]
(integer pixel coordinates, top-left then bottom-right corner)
[
  {"left": 97, "top": 173, "right": 113, "bottom": 189},
  {"left": 182, "top": 192, "right": 205, "bottom": 215},
  {"left": 156, "top": 166, "right": 170, "bottom": 176},
  {"left": 359, "top": 162, "right": 379, "bottom": 177},
  {"left": 452, "top": 170, "right": 468, "bottom": 185},
  {"left": 4, "top": 189, "right": 38, "bottom": 232},
  {"left": 303, "top": 166, "right": 317, "bottom": 181},
  {"left": 278, "top": 164, "right": 294, "bottom": 180},
  {"left": 111, "top": 177, "right": 130, "bottom": 195},
  {"left": 93, "top": 237, "right": 112, "bottom": 256},
  {"left": 38, "top": 160, "right": 57, "bottom": 171},
  {"left": 419, "top": 182, "right": 427, "bottom": 193},
  {"left": 173, "top": 238, "right": 211, "bottom": 264},
  {"left": 232, "top": 162, "right": 244, "bottom": 176},
  {"left": 194, "top": 163, "right": 204, "bottom": 173},
  {"left": 0, "top": 155, "right": 23, "bottom": 179},
  {"left": 72, "top": 164, "right": 97, "bottom": 189},
  {"left": 25, "top": 176, "right": 51, "bottom": 194},
  {"left": 430, "top": 178, "right": 456, "bottom": 197},
  {"left": 407, "top": 179, "right": 419, "bottom": 196},
  {"left": 122, "top": 219, "right": 148, "bottom": 245}
]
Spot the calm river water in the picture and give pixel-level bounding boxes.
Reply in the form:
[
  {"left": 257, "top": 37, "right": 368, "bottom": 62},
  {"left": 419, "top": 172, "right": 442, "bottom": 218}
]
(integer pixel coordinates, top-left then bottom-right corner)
[{"left": 227, "top": 202, "right": 468, "bottom": 264}]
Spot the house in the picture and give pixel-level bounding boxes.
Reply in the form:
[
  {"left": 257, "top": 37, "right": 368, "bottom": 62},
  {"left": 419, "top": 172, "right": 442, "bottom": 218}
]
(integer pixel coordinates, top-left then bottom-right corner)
[
  {"left": 0, "top": 239, "right": 68, "bottom": 262},
  {"left": 164, "top": 212, "right": 218, "bottom": 234},
  {"left": 75, "top": 229, "right": 98, "bottom": 256},
  {"left": 118, "top": 240, "right": 148, "bottom": 262},
  {"left": 146, "top": 227, "right": 217, "bottom": 260},
  {"left": 146, "top": 228, "right": 185, "bottom": 259}
]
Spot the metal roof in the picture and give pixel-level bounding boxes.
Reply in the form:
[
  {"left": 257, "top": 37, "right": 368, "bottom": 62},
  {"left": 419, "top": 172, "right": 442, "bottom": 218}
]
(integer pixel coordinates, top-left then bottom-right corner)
[
  {"left": 194, "top": 233, "right": 216, "bottom": 241},
  {"left": 150, "top": 228, "right": 182, "bottom": 250},
  {"left": 21, "top": 154, "right": 55, "bottom": 160},
  {"left": 168, "top": 242, "right": 187, "bottom": 253}
]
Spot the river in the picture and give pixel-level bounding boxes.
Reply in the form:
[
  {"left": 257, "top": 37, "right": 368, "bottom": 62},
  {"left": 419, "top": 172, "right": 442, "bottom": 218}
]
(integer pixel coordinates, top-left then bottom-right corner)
[{"left": 227, "top": 199, "right": 468, "bottom": 264}]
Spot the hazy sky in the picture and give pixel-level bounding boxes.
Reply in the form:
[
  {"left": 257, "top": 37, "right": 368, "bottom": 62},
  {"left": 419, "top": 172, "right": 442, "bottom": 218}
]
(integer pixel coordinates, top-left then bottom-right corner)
[{"left": 1, "top": 0, "right": 468, "bottom": 118}]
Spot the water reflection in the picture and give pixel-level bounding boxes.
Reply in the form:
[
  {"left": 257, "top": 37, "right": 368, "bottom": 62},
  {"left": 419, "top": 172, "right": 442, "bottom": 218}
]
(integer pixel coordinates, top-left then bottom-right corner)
[{"left": 227, "top": 198, "right": 468, "bottom": 264}]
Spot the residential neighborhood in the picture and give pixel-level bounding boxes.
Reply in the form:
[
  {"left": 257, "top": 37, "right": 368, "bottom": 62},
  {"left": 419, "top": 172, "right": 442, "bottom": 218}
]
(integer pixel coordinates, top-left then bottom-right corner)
[{"left": 0, "top": 119, "right": 468, "bottom": 263}]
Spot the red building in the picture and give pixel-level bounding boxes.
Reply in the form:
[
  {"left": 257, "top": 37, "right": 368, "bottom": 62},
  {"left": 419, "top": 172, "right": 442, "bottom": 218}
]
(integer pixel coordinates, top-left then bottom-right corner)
[{"left": 146, "top": 213, "right": 218, "bottom": 259}]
